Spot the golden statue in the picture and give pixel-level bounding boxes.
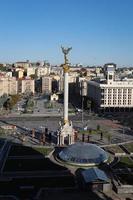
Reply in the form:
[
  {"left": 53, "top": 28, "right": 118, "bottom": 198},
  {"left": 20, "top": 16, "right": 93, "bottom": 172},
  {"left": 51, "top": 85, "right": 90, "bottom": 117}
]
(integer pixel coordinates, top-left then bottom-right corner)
[
  {"left": 61, "top": 46, "right": 72, "bottom": 64},
  {"left": 61, "top": 46, "right": 72, "bottom": 72}
]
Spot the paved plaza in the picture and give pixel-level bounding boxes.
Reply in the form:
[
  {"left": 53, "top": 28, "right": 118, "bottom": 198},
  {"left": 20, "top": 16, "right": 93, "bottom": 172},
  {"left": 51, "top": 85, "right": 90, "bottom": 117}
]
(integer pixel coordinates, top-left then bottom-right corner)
[{"left": 0, "top": 111, "right": 133, "bottom": 146}]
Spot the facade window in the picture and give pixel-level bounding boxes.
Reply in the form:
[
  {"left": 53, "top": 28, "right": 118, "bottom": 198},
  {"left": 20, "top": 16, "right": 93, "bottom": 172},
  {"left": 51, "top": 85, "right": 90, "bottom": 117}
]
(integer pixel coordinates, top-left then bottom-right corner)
[
  {"left": 101, "top": 94, "right": 104, "bottom": 99},
  {"left": 118, "top": 89, "right": 121, "bottom": 93},
  {"left": 108, "top": 100, "right": 111, "bottom": 105},
  {"left": 123, "top": 89, "right": 127, "bottom": 93},
  {"left": 109, "top": 75, "right": 112, "bottom": 80},
  {"left": 128, "top": 100, "right": 131, "bottom": 105},
  {"left": 113, "top": 100, "right": 116, "bottom": 105},
  {"left": 118, "top": 100, "right": 121, "bottom": 105},
  {"left": 104, "top": 89, "right": 107, "bottom": 93},
  {"left": 101, "top": 100, "right": 104, "bottom": 104},
  {"left": 123, "top": 100, "right": 125, "bottom": 105},
  {"left": 113, "top": 89, "right": 117, "bottom": 93},
  {"left": 101, "top": 89, "right": 104, "bottom": 93},
  {"left": 128, "top": 89, "right": 132, "bottom": 93},
  {"left": 108, "top": 89, "right": 112, "bottom": 93}
]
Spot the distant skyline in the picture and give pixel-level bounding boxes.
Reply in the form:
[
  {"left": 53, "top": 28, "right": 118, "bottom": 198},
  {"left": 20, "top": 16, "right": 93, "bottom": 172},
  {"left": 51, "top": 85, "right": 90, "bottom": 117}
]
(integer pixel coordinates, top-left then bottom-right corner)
[{"left": 0, "top": 0, "right": 133, "bottom": 66}]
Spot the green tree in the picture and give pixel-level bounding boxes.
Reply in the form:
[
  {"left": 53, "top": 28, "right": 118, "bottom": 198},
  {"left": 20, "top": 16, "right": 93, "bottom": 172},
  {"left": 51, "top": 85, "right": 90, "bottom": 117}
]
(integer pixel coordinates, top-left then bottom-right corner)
[
  {"left": 97, "top": 124, "right": 100, "bottom": 131},
  {"left": 30, "top": 74, "right": 37, "bottom": 79},
  {"left": 107, "top": 134, "right": 111, "bottom": 144},
  {"left": 87, "top": 99, "right": 92, "bottom": 111}
]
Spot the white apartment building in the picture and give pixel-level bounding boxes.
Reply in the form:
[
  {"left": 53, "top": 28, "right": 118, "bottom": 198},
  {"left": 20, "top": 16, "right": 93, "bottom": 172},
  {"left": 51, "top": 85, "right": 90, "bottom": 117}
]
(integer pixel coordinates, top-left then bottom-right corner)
[
  {"left": 5, "top": 72, "right": 12, "bottom": 78},
  {"left": 20, "top": 79, "right": 35, "bottom": 94},
  {"left": 88, "top": 64, "right": 133, "bottom": 112},
  {"left": 41, "top": 76, "right": 52, "bottom": 94}
]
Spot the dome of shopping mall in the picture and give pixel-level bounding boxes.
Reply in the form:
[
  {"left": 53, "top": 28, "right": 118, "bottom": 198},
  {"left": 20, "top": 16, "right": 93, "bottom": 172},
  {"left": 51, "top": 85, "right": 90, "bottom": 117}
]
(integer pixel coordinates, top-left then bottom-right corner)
[{"left": 58, "top": 142, "right": 108, "bottom": 166}]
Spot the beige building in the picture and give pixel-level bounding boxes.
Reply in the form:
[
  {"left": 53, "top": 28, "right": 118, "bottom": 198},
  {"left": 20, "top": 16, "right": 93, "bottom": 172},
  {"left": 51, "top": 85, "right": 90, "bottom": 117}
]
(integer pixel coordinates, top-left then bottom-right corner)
[
  {"left": 15, "top": 61, "right": 30, "bottom": 69},
  {"left": 27, "top": 67, "right": 36, "bottom": 77},
  {"left": 41, "top": 76, "right": 52, "bottom": 94},
  {"left": 35, "top": 67, "right": 50, "bottom": 78},
  {"left": 8, "top": 78, "right": 18, "bottom": 95},
  {"left": 0, "top": 78, "right": 8, "bottom": 96},
  {"left": 0, "top": 77, "right": 18, "bottom": 96},
  {"left": 88, "top": 64, "right": 133, "bottom": 112},
  {"left": 17, "top": 70, "right": 24, "bottom": 79},
  {"left": 18, "top": 79, "right": 35, "bottom": 94}
]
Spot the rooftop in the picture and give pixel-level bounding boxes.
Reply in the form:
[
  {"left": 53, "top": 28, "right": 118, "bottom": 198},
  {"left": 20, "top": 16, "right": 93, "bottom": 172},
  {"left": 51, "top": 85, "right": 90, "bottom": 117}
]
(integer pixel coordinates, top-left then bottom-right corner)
[
  {"left": 82, "top": 168, "right": 108, "bottom": 183},
  {"left": 58, "top": 142, "right": 108, "bottom": 166}
]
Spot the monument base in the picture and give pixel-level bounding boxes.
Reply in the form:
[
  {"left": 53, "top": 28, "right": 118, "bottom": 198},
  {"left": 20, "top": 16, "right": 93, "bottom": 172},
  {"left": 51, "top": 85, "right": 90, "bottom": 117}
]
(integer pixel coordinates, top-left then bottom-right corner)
[{"left": 57, "top": 121, "right": 75, "bottom": 146}]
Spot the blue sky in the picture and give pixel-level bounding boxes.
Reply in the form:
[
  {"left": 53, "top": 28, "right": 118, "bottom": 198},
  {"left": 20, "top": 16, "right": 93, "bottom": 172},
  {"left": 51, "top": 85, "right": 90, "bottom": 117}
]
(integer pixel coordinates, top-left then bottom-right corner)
[{"left": 0, "top": 0, "right": 133, "bottom": 66}]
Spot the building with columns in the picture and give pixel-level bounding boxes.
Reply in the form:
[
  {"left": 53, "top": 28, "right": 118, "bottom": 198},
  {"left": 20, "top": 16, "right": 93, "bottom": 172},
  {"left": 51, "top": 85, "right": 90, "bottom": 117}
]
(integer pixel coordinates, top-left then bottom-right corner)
[{"left": 88, "top": 64, "right": 133, "bottom": 112}]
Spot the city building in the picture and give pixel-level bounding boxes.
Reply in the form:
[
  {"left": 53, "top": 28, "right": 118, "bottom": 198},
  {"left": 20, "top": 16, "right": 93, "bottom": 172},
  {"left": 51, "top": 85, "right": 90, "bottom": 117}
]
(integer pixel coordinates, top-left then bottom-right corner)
[
  {"left": 27, "top": 67, "right": 36, "bottom": 77},
  {"left": 0, "top": 77, "right": 17, "bottom": 96},
  {"left": 15, "top": 61, "right": 30, "bottom": 69},
  {"left": 75, "top": 77, "right": 87, "bottom": 96},
  {"left": 18, "top": 78, "right": 34, "bottom": 94},
  {"left": 41, "top": 76, "right": 52, "bottom": 94},
  {"left": 8, "top": 77, "right": 18, "bottom": 95},
  {"left": 81, "top": 168, "right": 110, "bottom": 192},
  {"left": 88, "top": 64, "right": 133, "bottom": 112},
  {"left": 16, "top": 70, "right": 24, "bottom": 79},
  {"left": 50, "top": 93, "right": 59, "bottom": 101},
  {"left": 5, "top": 71, "right": 12, "bottom": 78},
  {"left": 35, "top": 66, "right": 50, "bottom": 78}
]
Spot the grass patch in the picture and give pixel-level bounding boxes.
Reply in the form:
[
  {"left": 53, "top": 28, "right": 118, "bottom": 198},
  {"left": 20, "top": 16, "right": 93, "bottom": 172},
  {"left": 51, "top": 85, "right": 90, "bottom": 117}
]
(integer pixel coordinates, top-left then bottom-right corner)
[
  {"left": 33, "top": 147, "right": 53, "bottom": 156},
  {"left": 8, "top": 145, "right": 42, "bottom": 156},
  {"left": 105, "top": 146, "right": 124, "bottom": 154},
  {"left": 123, "top": 143, "right": 133, "bottom": 153},
  {"left": 107, "top": 155, "right": 113, "bottom": 163},
  {"left": 78, "top": 130, "right": 98, "bottom": 135},
  {"left": 114, "top": 157, "right": 133, "bottom": 169},
  {"left": 120, "top": 157, "right": 133, "bottom": 167},
  {"left": 117, "top": 173, "right": 133, "bottom": 185},
  {"left": 8, "top": 145, "right": 54, "bottom": 157},
  {"left": 3, "top": 158, "right": 66, "bottom": 172}
]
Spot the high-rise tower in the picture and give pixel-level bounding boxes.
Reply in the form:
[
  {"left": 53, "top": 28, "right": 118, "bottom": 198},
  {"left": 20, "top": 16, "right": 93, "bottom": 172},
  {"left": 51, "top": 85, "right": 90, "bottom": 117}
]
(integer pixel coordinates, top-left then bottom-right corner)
[{"left": 57, "top": 47, "right": 75, "bottom": 146}]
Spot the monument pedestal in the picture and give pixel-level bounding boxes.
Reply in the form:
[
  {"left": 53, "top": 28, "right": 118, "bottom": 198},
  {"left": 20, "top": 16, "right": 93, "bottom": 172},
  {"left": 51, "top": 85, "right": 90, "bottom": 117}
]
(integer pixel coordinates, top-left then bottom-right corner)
[{"left": 57, "top": 121, "right": 75, "bottom": 146}]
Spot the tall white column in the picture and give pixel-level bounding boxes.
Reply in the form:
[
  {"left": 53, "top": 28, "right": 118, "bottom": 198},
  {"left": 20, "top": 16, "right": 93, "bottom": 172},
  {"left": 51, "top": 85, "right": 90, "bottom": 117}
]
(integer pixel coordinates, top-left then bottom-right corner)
[{"left": 64, "top": 72, "right": 68, "bottom": 124}]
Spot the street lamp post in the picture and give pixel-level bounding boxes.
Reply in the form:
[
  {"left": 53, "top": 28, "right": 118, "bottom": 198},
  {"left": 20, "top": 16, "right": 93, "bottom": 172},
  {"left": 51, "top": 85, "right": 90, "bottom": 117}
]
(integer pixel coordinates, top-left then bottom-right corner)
[{"left": 82, "top": 96, "right": 84, "bottom": 130}]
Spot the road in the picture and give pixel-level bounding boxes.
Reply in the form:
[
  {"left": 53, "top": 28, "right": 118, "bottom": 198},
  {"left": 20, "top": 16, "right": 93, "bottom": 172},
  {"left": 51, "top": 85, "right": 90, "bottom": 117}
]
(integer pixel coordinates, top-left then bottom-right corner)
[{"left": 0, "top": 112, "right": 133, "bottom": 146}]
